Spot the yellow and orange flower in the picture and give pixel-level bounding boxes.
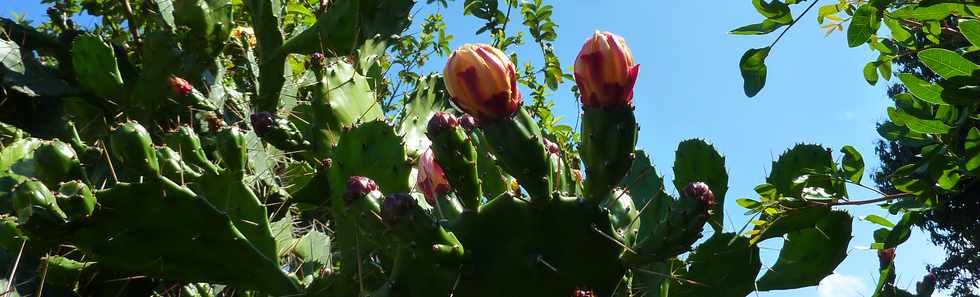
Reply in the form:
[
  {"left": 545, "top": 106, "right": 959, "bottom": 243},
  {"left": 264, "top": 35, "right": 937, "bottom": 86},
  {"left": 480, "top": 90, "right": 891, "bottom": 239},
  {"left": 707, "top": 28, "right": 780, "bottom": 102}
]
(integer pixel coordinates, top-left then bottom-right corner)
[
  {"left": 574, "top": 31, "right": 640, "bottom": 108},
  {"left": 443, "top": 44, "right": 522, "bottom": 121}
]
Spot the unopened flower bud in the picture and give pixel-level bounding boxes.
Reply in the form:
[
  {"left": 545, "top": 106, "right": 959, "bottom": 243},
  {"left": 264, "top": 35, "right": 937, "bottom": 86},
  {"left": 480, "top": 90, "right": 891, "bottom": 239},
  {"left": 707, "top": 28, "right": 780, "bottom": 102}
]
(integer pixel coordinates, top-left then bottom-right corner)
[
  {"left": 426, "top": 112, "right": 459, "bottom": 137},
  {"left": 381, "top": 193, "right": 417, "bottom": 227},
  {"left": 250, "top": 112, "right": 274, "bottom": 136},
  {"left": 169, "top": 76, "right": 194, "bottom": 97},
  {"left": 443, "top": 44, "right": 522, "bottom": 121},
  {"left": 574, "top": 31, "right": 640, "bottom": 108},
  {"left": 878, "top": 248, "right": 896, "bottom": 268},
  {"left": 459, "top": 114, "right": 479, "bottom": 131},
  {"left": 682, "top": 182, "right": 716, "bottom": 211},
  {"left": 345, "top": 176, "right": 379, "bottom": 204},
  {"left": 417, "top": 149, "right": 452, "bottom": 205}
]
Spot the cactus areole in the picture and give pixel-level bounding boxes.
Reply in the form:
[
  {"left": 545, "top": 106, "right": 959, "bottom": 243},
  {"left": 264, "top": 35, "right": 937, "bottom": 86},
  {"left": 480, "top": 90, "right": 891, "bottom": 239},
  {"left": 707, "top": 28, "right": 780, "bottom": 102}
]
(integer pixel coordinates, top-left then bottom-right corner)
[
  {"left": 443, "top": 44, "right": 522, "bottom": 121},
  {"left": 574, "top": 31, "right": 639, "bottom": 108}
]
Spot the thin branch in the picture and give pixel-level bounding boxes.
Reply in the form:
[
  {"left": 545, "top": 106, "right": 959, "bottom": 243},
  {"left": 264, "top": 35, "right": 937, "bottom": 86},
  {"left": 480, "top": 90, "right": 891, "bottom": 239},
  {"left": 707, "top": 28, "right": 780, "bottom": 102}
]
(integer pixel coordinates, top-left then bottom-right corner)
[
  {"left": 769, "top": 0, "right": 821, "bottom": 49},
  {"left": 121, "top": 0, "right": 142, "bottom": 48}
]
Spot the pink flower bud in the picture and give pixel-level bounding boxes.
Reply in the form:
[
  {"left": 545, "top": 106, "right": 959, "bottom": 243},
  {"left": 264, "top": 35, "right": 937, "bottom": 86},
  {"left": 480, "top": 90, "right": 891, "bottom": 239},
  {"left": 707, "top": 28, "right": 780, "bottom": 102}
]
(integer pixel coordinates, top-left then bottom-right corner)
[
  {"left": 682, "top": 182, "right": 716, "bottom": 211},
  {"left": 426, "top": 112, "right": 459, "bottom": 137},
  {"left": 169, "top": 76, "right": 194, "bottom": 97},
  {"left": 459, "top": 114, "right": 479, "bottom": 131},
  {"left": 344, "top": 176, "right": 379, "bottom": 204},
  {"left": 417, "top": 148, "right": 451, "bottom": 205},
  {"left": 544, "top": 138, "right": 560, "bottom": 155},
  {"left": 878, "top": 248, "right": 896, "bottom": 267},
  {"left": 574, "top": 31, "right": 640, "bottom": 108},
  {"left": 443, "top": 44, "right": 522, "bottom": 121}
]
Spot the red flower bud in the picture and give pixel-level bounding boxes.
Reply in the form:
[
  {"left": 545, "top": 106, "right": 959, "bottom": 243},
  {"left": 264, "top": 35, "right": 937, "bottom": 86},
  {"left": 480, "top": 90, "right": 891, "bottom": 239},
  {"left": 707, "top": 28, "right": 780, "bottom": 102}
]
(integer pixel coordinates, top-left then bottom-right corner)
[
  {"left": 344, "top": 176, "right": 379, "bottom": 204},
  {"left": 682, "top": 182, "right": 716, "bottom": 211},
  {"left": 444, "top": 44, "right": 522, "bottom": 121},
  {"left": 459, "top": 114, "right": 479, "bottom": 131},
  {"left": 250, "top": 112, "right": 274, "bottom": 136},
  {"left": 572, "top": 289, "right": 595, "bottom": 297},
  {"left": 426, "top": 112, "right": 459, "bottom": 137},
  {"left": 574, "top": 31, "right": 640, "bottom": 108},
  {"left": 544, "top": 138, "right": 560, "bottom": 155},
  {"left": 381, "top": 193, "right": 417, "bottom": 227},
  {"left": 168, "top": 76, "right": 194, "bottom": 97},
  {"left": 878, "top": 248, "right": 896, "bottom": 268},
  {"left": 417, "top": 149, "right": 452, "bottom": 205}
]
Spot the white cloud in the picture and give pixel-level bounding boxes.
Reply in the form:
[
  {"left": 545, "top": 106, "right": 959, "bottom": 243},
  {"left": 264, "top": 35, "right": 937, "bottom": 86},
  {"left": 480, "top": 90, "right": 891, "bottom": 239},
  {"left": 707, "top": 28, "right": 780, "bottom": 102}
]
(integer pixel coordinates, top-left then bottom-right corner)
[{"left": 818, "top": 274, "right": 865, "bottom": 297}]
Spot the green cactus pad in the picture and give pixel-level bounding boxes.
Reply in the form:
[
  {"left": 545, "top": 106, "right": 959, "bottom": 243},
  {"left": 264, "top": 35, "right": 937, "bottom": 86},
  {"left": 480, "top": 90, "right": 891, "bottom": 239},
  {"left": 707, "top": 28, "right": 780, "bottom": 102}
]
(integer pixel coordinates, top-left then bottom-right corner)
[
  {"left": 581, "top": 106, "right": 638, "bottom": 204},
  {"left": 54, "top": 181, "right": 96, "bottom": 221},
  {"left": 109, "top": 122, "right": 160, "bottom": 179},
  {"left": 755, "top": 211, "right": 853, "bottom": 291},
  {"left": 71, "top": 34, "right": 125, "bottom": 101},
  {"left": 480, "top": 108, "right": 553, "bottom": 201},
  {"left": 767, "top": 144, "right": 845, "bottom": 198},
  {"left": 672, "top": 139, "right": 728, "bottom": 232},
  {"left": 215, "top": 126, "right": 248, "bottom": 174},
  {"left": 472, "top": 130, "right": 512, "bottom": 199},
  {"left": 669, "top": 233, "right": 761, "bottom": 297},
  {"left": 164, "top": 126, "right": 219, "bottom": 175},
  {"left": 309, "top": 61, "right": 384, "bottom": 157},
  {"left": 429, "top": 124, "right": 482, "bottom": 210},
  {"left": 280, "top": 0, "right": 415, "bottom": 56},
  {"left": 398, "top": 74, "right": 451, "bottom": 158},
  {"left": 71, "top": 177, "right": 300, "bottom": 295},
  {"left": 620, "top": 151, "right": 671, "bottom": 260},
  {"left": 327, "top": 121, "right": 411, "bottom": 204},
  {"left": 193, "top": 171, "right": 278, "bottom": 260},
  {"left": 157, "top": 146, "right": 203, "bottom": 181}
]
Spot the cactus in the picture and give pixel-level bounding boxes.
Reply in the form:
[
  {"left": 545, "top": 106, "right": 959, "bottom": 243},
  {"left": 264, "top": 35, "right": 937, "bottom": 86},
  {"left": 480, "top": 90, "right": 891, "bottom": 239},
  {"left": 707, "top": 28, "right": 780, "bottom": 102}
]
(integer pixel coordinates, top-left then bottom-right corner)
[{"left": 0, "top": 3, "right": 886, "bottom": 297}]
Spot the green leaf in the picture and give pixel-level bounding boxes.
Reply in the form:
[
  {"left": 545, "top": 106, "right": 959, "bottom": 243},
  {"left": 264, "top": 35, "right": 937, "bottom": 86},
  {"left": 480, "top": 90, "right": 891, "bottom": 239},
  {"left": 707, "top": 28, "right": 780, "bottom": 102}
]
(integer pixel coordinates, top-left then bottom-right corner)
[
  {"left": 753, "top": 0, "right": 791, "bottom": 19},
  {"left": 918, "top": 48, "right": 980, "bottom": 79},
  {"left": 864, "top": 62, "right": 879, "bottom": 85},
  {"left": 152, "top": 0, "right": 176, "bottom": 29},
  {"left": 756, "top": 211, "right": 853, "bottom": 290},
  {"left": 877, "top": 58, "right": 892, "bottom": 81},
  {"left": 883, "top": 17, "right": 912, "bottom": 44},
  {"left": 817, "top": 3, "right": 844, "bottom": 24},
  {"left": 673, "top": 139, "right": 728, "bottom": 232},
  {"left": 884, "top": 212, "right": 916, "bottom": 249},
  {"left": 840, "top": 145, "right": 864, "bottom": 183},
  {"left": 740, "top": 47, "right": 771, "bottom": 97},
  {"left": 960, "top": 19, "right": 980, "bottom": 47},
  {"left": 862, "top": 214, "right": 895, "bottom": 228},
  {"left": 965, "top": 127, "right": 980, "bottom": 172},
  {"left": 848, "top": 5, "right": 880, "bottom": 48},
  {"left": 736, "top": 198, "right": 762, "bottom": 209},
  {"left": 889, "top": 3, "right": 980, "bottom": 21},
  {"left": 670, "top": 233, "right": 761, "bottom": 297},
  {"left": 897, "top": 73, "right": 946, "bottom": 105},
  {"left": 887, "top": 107, "right": 951, "bottom": 134}
]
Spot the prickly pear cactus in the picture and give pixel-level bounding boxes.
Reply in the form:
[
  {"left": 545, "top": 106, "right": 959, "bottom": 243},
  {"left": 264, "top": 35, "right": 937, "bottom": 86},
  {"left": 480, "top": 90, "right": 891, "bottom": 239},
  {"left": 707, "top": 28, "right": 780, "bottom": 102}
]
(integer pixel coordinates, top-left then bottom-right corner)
[{"left": 0, "top": 1, "right": 876, "bottom": 297}]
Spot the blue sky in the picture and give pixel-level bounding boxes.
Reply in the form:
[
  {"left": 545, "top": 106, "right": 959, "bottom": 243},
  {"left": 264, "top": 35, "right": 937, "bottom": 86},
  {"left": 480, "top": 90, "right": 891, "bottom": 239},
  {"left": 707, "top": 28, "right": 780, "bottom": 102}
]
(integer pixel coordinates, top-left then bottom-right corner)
[{"left": 1, "top": 1, "right": 948, "bottom": 296}]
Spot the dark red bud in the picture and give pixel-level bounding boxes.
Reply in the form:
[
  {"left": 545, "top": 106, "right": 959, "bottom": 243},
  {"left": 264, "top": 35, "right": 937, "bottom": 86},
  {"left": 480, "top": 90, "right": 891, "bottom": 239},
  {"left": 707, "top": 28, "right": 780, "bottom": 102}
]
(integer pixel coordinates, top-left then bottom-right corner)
[
  {"left": 878, "top": 248, "right": 896, "bottom": 268},
  {"left": 572, "top": 289, "right": 595, "bottom": 297},
  {"left": 310, "top": 52, "right": 325, "bottom": 68},
  {"left": 250, "top": 112, "right": 274, "bottom": 136},
  {"left": 381, "top": 193, "right": 416, "bottom": 227},
  {"left": 426, "top": 112, "right": 459, "bottom": 137},
  {"left": 544, "top": 138, "right": 560, "bottom": 155},
  {"left": 923, "top": 273, "right": 936, "bottom": 285},
  {"left": 682, "top": 182, "right": 716, "bottom": 210},
  {"left": 344, "top": 176, "right": 378, "bottom": 204},
  {"left": 459, "top": 114, "right": 478, "bottom": 131}
]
